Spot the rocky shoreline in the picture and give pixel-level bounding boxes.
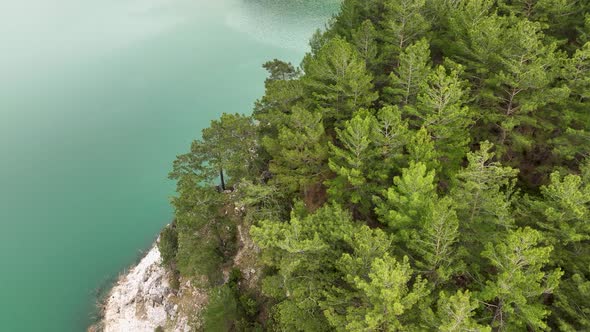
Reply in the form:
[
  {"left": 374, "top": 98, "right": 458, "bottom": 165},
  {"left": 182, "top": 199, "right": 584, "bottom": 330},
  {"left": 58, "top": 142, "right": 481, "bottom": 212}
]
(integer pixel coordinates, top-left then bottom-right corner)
[{"left": 90, "top": 242, "right": 207, "bottom": 332}]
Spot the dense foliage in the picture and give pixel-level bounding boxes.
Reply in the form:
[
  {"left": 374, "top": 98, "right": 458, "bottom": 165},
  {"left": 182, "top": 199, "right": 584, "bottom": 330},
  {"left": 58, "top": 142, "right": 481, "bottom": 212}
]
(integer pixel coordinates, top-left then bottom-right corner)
[{"left": 166, "top": 0, "right": 590, "bottom": 330}]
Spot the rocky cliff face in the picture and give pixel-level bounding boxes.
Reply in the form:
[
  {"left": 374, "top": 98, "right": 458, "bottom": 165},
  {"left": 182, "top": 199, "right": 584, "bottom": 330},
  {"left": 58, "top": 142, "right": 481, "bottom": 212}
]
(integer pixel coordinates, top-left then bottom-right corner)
[
  {"left": 90, "top": 210, "right": 260, "bottom": 332},
  {"left": 92, "top": 244, "right": 207, "bottom": 332}
]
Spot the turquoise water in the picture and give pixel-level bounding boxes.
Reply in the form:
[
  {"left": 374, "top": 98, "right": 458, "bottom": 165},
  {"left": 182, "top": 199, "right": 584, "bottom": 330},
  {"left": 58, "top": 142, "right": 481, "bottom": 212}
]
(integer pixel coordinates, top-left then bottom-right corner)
[{"left": 0, "top": 1, "right": 338, "bottom": 330}]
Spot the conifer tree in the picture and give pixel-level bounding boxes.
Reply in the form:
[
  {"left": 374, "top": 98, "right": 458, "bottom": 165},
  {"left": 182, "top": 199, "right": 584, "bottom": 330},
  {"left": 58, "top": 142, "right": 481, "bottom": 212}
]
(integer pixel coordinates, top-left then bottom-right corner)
[
  {"left": 254, "top": 60, "right": 304, "bottom": 135},
  {"left": 580, "top": 14, "right": 590, "bottom": 45},
  {"left": 410, "top": 197, "right": 461, "bottom": 283},
  {"left": 263, "top": 107, "right": 329, "bottom": 195},
  {"left": 170, "top": 113, "right": 257, "bottom": 190},
  {"left": 412, "top": 65, "right": 472, "bottom": 173},
  {"left": 327, "top": 110, "right": 379, "bottom": 214},
  {"left": 376, "top": 160, "right": 460, "bottom": 282},
  {"left": 379, "top": 0, "right": 430, "bottom": 67},
  {"left": 386, "top": 38, "right": 431, "bottom": 106},
  {"left": 253, "top": 77, "right": 305, "bottom": 134},
  {"left": 302, "top": 37, "right": 378, "bottom": 124},
  {"left": 535, "top": 165, "right": 590, "bottom": 330},
  {"left": 375, "top": 162, "right": 437, "bottom": 235},
  {"left": 323, "top": 226, "right": 394, "bottom": 329},
  {"left": 538, "top": 170, "right": 590, "bottom": 255},
  {"left": 480, "top": 227, "right": 562, "bottom": 331},
  {"left": 451, "top": 16, "right": 569, "bottom": 174},
  {"left": 171, "top": 180, "right": 229, "bottom": 281},
  {"left": 497, "top": 0, "right": 569, "bottom": 21},
  {"left": 326, "top": 254, "right": 429, "bottom": 331},
  {"left": 327, "top": 106, "right": 411, "bottom": 213},
  {"left": 406, "top": 127, "right": 440, "bottom": 174},
  {"left": 552, "top": 272, "right": 590, "bottom": 331},
  {"left": 373, "top": 105, "right": 411, "bottom": 175},
  {"left": 331, "top": 0, "right": 361, "bottom": 39},
  {"left": 251, "top": 204, "right": 356, "bottom": 331},
  {"left": 332, "top": 0, "right": 383, "bottom": 40},
  {"left": 497, "top": 0, "right": 587, "bottom": 45},
  {"left": 437, "top": 290, "right": 491, "bottom": 332},
  {"left": 262, "top": 59, "right": 300, "bottom": 83},
  {"left": 485, "top": 20, "right": 567, "bottom": 157},
  {"left": 441, "top": 0, "right": 495, "bottom": 62},
  {"left": 552, "top": 42, "right": 590, "bottom": 160},
  {"left": 337, "top": 225, "right": 394, "bottom": 283},
  {"left": 352, "top": 20, "right": 379, "bottom": 67},
  {"left": 452, "top": 142, "right": 519, "bottom": 260}
]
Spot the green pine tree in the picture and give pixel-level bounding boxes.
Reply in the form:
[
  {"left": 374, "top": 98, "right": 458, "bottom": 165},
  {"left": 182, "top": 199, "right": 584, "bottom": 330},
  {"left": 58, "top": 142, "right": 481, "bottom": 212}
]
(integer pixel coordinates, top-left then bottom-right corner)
[
  {"left": 534, "top": 165, "right": 590, "bottom": 330},
  {"left": 326, "top": 254, "right": 429, "bottom": 331},
  {"left": 251, "top": 204, "right": 356, "bottom": 331},
  {"left": 263, "top": 107, "right": 329, "bottom": 195},
  {"left": 170, "top": 113, "right": 257, "bottom": 189},
  {"left": 412, "top": 64, "right": 473, "bottom": 174},
  {"left": 437, "top": 290, "right": 491, "bottom": 332},
  {"left": 327, "top": 110, "right": 379, "bottom": 214},
  {"left": 352, "top": 20, "right": 379, "bottom": 67},
  {"left": 385, "top": 38, "right": 431, "bottom": 106},
  {"left": 480, "top": 227, "right": 562, "bottom": 331},
  {"left": 452, "top": 142, "right": 519, "bottom": 264},
  {"left": 302, "top": 37, "right": 378, "bottom": 124},
  {"left": 379, "top": 0, "right": 430, "bottom": 67}
]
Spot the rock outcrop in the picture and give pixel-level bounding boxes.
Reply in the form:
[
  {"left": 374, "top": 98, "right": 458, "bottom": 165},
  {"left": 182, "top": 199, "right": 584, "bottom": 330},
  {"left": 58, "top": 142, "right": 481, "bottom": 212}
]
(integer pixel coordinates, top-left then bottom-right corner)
[{"left": 93, "top": 243, "right": 207, "bottom": 332}]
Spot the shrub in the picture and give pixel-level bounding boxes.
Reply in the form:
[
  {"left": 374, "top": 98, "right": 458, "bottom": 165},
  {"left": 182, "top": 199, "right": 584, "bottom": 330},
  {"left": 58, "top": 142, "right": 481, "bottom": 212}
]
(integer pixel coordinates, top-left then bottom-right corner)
[
  {"left": 203, "top": 285, "right": 239, "bottom": 331},
  {"left": 176, "top": 230, "right": 223, "bottom": 284},
  {"left": 158, "top": 224, "right": 178, "bottom": 268}
]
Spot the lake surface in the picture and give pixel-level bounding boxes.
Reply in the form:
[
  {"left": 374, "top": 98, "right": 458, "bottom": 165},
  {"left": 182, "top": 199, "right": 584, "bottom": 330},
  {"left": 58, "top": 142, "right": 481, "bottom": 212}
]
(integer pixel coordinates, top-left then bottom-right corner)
[{"left": 0, "top": 1, "right": 338, "bottom": 330}]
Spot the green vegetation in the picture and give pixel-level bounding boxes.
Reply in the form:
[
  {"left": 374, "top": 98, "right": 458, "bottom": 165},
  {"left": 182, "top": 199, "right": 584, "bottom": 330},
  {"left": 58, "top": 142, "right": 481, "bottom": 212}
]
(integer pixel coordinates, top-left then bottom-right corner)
[
  {"left": 167, "top": 0, "right": 590, "bottom": 330},
  {"left": 203, "top": 269, "right": 262, "bottom": 331},
  {"left": 158, "top": 223, "right": 178, "bottom": 269}
]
